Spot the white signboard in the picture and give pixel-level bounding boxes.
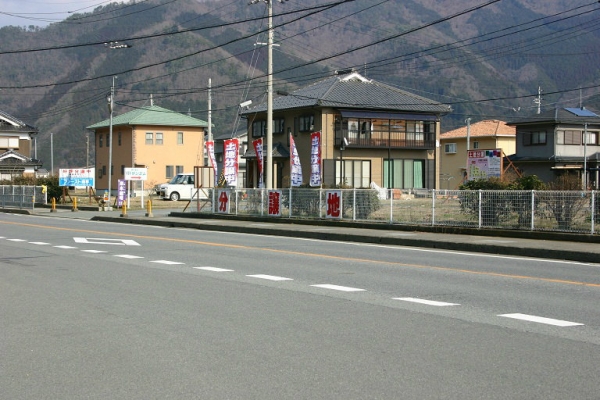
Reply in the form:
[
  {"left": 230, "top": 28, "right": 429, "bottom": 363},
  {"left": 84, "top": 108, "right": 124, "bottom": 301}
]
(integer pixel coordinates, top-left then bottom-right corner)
[
  {"left": 59, "top": 168, "right": 95, "bottom": 187},
  {"left": 124, "top": 167, "right": 148, "bottom": 181}
]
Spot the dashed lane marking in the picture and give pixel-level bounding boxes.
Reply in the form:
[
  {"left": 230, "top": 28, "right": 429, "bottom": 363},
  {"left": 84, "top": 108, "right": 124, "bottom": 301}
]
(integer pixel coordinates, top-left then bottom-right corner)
[
  {"left": 247, "top": 274, "right": 293, "bottom": 281},
  {"left": 393, "top": 297, "right": 460, "bottom": 306},
  {"left": 499, "top": 313, "right": 584, "bottom": 327},
  {"left": 114, "top": 254, "right": 144, "bottom": 259},
  {"left": 311, "top": 284, "right": 366, "bottom": 292},
  {"left": 194, "top": 267, "right": 234, "bottom": 272},
  {"left": 150, "top": 260, "right": 184, "bottom": 265}
]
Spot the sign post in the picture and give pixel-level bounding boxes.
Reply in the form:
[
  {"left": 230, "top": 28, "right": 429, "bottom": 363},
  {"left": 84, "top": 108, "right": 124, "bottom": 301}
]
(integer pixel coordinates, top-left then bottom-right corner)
[{"left": 124, "top": 167, "right": 148, "bottom": 209}]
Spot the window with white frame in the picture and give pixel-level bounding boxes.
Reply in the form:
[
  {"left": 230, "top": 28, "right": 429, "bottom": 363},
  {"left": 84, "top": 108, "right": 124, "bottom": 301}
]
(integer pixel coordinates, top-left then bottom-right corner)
[
  {"left": 166, "top": 165, "right": 174, "bottom": 178},
  {"left": 177, "top": 132, "right": 184, "bottom": 145},
  {"left": 146, "top": 132, "right": 153, "bottom": 145},
  {"left": 156, "top": 132, "right": 163, "bottom": 145}
]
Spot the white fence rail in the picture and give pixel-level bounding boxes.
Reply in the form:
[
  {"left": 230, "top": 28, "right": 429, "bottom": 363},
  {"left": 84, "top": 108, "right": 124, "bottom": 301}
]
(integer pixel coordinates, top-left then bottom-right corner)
[{"left": 190, "top": 188, "right": 600, "bottom": 235}]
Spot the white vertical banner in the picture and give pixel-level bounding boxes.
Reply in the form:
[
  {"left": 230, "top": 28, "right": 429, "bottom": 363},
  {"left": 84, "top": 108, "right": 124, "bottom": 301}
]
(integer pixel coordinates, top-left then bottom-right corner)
[
  {"left": 290, "top": 134, "right": 303, "bottom": 187},
  {"left": 206, "top": 141, "right": 218, "bottom": 184},
  {"left": 224, "top": 138, "right": 239, "bottom": 187}
]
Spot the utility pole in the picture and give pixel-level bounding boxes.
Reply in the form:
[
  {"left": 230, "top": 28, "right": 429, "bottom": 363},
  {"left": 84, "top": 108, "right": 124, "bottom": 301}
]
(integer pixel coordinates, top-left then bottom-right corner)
[
  {"left": 50, "top": 132, "right": 53, "bottom": 175},
  {"left": 533, "top": 86, "right": 542, "bottom": 114},
  {"left": 250, "top": 0, "right": 286, "bottom": 189}
]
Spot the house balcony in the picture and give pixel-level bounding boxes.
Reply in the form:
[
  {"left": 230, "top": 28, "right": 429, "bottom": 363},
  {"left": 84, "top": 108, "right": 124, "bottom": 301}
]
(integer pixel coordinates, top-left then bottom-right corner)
[{"left": 335, "top": 129, "right": 436, "bottom": 149}]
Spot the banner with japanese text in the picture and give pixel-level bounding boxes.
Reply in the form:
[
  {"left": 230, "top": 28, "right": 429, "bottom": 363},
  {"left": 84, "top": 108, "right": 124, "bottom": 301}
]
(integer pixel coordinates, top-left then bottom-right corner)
[
  {"left": 467, "top": 149, "right": 502, "bottom": 181},
  {"left": 217, "top": 189, "right": 230, "bottom": 214},
  {"left": 310, "top": 131, "right": 322, "bottom": 187},
  {"left": 206, "top": 140, "right": 218, "bottom": 184},
  {"left": 325, "top": 190, "right": 342, "bottom": 219},
  {"left": 223, "top": 138, "right": 239, "bottom": 187},
  {"left": 290, "top": 134, "right": 303, "bottom": 187},
  {"left": 267, "top": 190, "right": 282, "bottom": 216},
  {"left": 253, "top": 138, "right": 263, "bottom": 188},
  {"left": 59, "top": 168, "right": 95, "bottom": 187}
]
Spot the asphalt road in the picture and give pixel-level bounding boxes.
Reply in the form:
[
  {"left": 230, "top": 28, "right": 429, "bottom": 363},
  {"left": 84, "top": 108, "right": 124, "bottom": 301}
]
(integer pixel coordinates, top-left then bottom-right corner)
[{"left": 1, "top": 213, "right": 600, "bottom": 399}]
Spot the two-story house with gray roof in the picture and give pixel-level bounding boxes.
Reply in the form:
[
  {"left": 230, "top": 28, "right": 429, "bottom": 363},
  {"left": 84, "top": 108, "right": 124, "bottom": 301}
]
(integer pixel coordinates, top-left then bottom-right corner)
[
  {"left": 0, "top": 109, "right": 42, "bottom": 180},
  {"left": 240, "top": 70, "right": 451, "bottom": 190},
  {"left": 507, "top": 107, "right": 600, "bottom": 188}
]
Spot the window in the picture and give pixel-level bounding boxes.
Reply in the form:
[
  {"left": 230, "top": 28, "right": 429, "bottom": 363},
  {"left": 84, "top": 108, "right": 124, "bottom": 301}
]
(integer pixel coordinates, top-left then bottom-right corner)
[
  {"left": 166, "top": 165, "right": 174, "bottom": 179},
  {"left": 585, "top": 131, "right": 598, "bottom": 145},
  {"left": 444, "top": 143, "right": 457, "bottom": 153},
  {"left": 523, "top": 131, "right": 547, "bottom": 146},
  {"left": 335, "top": 159, "right": 371, "bottom": 188},
  {"left": 273, "top": 118, "right": 285, "bottom": 134},
  {"left": 383, "top": 159, "right": 425, "bottom": 189},
  {"left": 121, "top": 165, "right": 125, "bottom": 175},
  {"left": 118, "top": 132, "right": 122, "bottom": 146},
  {"left": 299, "top": 115, "right": 314, "bottom": 132},
  {"left": 146, "top": 132, "right": 153, "bottom": 145},
  {"left": 177, "top": 132, "right": 184, "bottom": 145},
  {"left": 473, "top": 141, "right": 480, "bottom": 149},
  {"left": 106, "top": 133, "right": 110, "bottom": 147},
  {"left": 102, "top": 165, "right": 106, "bottom": 176},
  {"left": 176, "top": 165, "right": 184, "bottom": 175},
  {"left": 252, "top": 120, "right": 266, "bottom": 138},
  {"left": 99, "top": 135, "right": 103, "bottom": 148},
  {"left": 156, "top": 133, "right": 163, "bottom": 145}
]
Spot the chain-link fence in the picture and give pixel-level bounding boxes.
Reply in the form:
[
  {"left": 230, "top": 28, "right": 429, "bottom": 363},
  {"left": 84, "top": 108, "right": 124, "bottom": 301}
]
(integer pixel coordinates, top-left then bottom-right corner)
[
  {"left": 0, "top": 185, "right": 47, "bottom": 210},
  {"left": 192, "top": 188, "right": 600, "bottom": 235}
]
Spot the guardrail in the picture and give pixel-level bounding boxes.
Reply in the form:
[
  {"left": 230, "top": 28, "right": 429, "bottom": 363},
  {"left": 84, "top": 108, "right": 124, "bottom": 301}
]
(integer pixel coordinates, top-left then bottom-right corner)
[{"left": 190, "top": 188, "right": 600, "bottom": 235}]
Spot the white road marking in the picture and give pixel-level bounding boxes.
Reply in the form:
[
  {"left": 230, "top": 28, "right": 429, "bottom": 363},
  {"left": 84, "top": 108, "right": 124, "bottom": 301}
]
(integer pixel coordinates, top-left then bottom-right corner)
[
  {"left": 311, "top": 284, "right": 365, "bottom": 292},
  {"left": 7, "top": 239, "right": 26, "bottom": 242},
  {"left": 393, "top": 297, "right": 460, "bottom": 306},
  {"left": 81, "top": 250, "right": 107, "bottom": 253},
  {"left": 114, "top": 254, "right": 144, "bottom": 259},
  {"left": 74, "top": 237, "right": 140, "bottom": 246},
  {"left": 29, "top": 242, "right": 50, "bottom": 245},
  {"left": 194, "top": 267, "right": 234, "bottom": 272},
  {"left": 499, "top": 313, "right": 584, "bottom": 327},
  {"left": 54, "top": 245, "right": 77, "bottom": 249},
  {"left": 247, "top": 274, "right": 293, "bottom": 281},
  {"left": 150, "top": 260, "right": 184, "bottom": 265}
]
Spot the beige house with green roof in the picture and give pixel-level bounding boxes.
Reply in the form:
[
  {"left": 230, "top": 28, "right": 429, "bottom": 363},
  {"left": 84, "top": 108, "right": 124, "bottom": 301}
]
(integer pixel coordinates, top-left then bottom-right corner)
[{"left": 87, "top": 105, "right": 208, "bottom": 195}]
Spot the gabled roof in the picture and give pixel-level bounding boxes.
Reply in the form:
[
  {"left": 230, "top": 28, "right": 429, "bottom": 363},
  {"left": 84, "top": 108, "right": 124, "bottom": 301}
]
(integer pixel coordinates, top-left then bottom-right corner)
[
  {"left": 241, "top": 71, "right": 451, "bottom": 116},
  {"left": 0, "top": 149, "right": 41, "bottom": 165},
  {"left": 242, "top": 142, "right": 290, "bottom": 159},
  {"left": 507, "top": 107, "right": 600, "bottom": 126},
  {"left": 0, "top": 109, "right": 38, "bottom": 134},
  {"left": 441, "top": 120, "right": 515, "bottom": 139},
  {"left": 87, "top": 105, "right": 208, "bottom": 130}
]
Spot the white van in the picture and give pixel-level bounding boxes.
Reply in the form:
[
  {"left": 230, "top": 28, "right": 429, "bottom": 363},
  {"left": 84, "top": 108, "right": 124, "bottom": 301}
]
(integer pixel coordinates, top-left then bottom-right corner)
[{"left": 156, "top": 173, "right": 199, "bottom": 201}]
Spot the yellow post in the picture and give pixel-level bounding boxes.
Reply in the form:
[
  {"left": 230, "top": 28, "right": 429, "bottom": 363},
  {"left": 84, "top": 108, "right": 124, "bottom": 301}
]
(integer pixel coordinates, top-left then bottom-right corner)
[
  {"left": 72, "top": 197, "right": 78, "bottom": 212},
  {"left": 120, "top": 202, "right": 127, "bottom": 217},
  {"left": 145, "top": 199, "right": 153, "bottom": 217},
  {"left": 50, "top": 197, "right": 57, "bottom": 213}
]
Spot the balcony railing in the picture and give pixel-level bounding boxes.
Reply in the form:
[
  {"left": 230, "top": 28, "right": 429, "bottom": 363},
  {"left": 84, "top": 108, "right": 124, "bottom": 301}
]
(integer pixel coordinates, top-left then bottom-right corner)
[{"left": 335, "top": 129, "right": 436, "bottom": 149}]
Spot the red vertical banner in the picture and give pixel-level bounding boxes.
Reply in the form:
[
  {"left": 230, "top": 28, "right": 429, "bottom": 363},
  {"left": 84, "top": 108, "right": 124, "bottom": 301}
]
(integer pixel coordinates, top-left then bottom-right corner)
[
  {"left": 223, "top": 138, "right": 239, "bottom": 187},
  {"left": 310, "top": 131, "right": 322, "bottom": 187},
  {"left": 326, "top": 190, "right": 342, "bottom": 219},
  {"left": 267, "top": 190, "right": 282, "bottom": 217},
  {"left": 253, "top": 138, "right": 263, "bottom": 188}
]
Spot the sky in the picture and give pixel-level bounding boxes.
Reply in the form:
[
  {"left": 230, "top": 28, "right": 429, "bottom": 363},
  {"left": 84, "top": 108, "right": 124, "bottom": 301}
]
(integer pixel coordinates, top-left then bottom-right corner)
[{"left": 0, "top": 0, "right": 113, "bottom": 27}]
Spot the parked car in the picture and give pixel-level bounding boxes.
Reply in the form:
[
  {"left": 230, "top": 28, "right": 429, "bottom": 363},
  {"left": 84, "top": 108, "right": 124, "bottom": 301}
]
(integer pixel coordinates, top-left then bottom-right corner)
[{"left": 155, "top": 173, "right": 206, "bottom": 201}]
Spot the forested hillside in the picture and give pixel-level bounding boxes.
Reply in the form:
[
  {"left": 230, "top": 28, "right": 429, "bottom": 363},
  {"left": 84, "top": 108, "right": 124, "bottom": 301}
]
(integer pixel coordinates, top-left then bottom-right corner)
[{"left": 0, "top": 0, "right": 598, "bottom": 170}]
